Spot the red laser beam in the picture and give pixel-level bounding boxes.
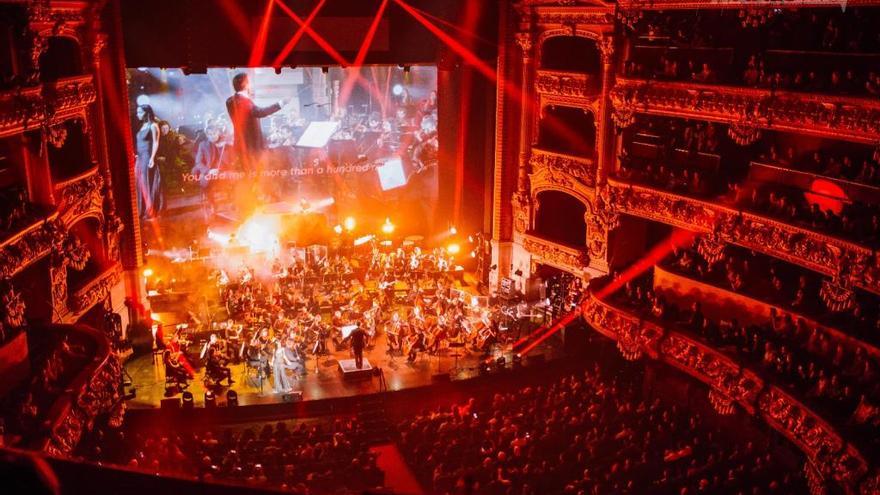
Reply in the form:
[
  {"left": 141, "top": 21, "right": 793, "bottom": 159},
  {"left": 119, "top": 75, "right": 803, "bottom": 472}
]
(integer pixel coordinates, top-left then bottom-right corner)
[
  {"left": 409, "top": 4, "right": 496, "bottom": 49},
  {"left": 392, "top": 0, "right": 497, "bottom": 82},
  {"left": 393, "top": 0, "right": 587, "bottom": 162},
  {"left": 274, "top": 0, "right": 348, "bottom": 65},
  {"left": 248, "top": 0, "right": 277, "bottom": 67},
  {"left": 270, "top": 0, "right": 327, "bottom": 68},
  {"left": 217, "top": 0, "right": 251, "bottom": 44},
  {"left": 513, "top": 229, "right": 699, "bottom": 357},
  {"left": 338, "top": 0, "right": 390, "bottom": 110}
]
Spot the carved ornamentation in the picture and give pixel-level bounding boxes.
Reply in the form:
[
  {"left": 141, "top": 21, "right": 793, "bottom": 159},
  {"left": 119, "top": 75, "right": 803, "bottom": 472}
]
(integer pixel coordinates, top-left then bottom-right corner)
[
  {"left": 70, "top": 265, "right": 120, "bottom": 313},
  {"left": 530, "top": 148, "right": 596, "bottom": 189},
  {"left": 27, "top": 30, "right": 48, "bottom": 84},
  {"left": 610, "top": 95, "right": 638, "bottom": 129},
  {"left": 64, "top": 234, "right": 90, "bottom": 271},
  {"left": 708, "top": 388, "right": 735, "bottom": 415},
  {"left": 46, "top": 123, "right": 68, "bottom": 148},
  {"left": 598, "top": 36, "right": 614, "bottom": 64},
  {"left": 56, "top": 168, "right": 103, "bottom": 223},
  {"left": 535, "top": 70, "right": 595, "bottom": 99},
  {"left": 611, "top": 78, "right": 880, "bottom": 144},
  {"left": 0, "top": 279, "right": 27, "bottom": 329},
  {"left": 534, "top": 12, "right": 614, "bottom": 27},
  {"left": 728, "top": 120, "right": 762, "bottom": 146},
  {"left": 512, "top": 192, "right": 531, "bottom": 234},
  {"left": 606, "top": 179, "right": 880, "bottom": 296},
  {"left": 0, "top": 217, "right": 65, "bottom": 278},
  {"left": 515, "top": 32, "right": 533, "bottom": 58},
  {"left": 696, "top": 232, "right": 726, "bottom": 266},
  {"left": 522, "top": 235, "right": 589, "bottom": 272},
  {"left": 819, "top": 278, "right": 855, "bottom": 313}
]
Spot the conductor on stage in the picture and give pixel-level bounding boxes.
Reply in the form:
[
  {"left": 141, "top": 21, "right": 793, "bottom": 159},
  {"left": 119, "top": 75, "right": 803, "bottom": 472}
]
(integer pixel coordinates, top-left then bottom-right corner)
[
  {"left": 350, "top": 326, "right": 368, "bottom": 369},
  {"left": 226, "top": 72, "right": 287, "bottom": 172}
]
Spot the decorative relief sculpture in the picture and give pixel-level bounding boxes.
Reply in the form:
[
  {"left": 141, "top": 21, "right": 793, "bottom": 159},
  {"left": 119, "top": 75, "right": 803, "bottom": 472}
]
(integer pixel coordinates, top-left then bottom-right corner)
[
  {"left": 530, "top": 149, "right": 596, "bottom": 188},
  {"left": 522, "top": 235, "right": 589, "bottom": 272}
]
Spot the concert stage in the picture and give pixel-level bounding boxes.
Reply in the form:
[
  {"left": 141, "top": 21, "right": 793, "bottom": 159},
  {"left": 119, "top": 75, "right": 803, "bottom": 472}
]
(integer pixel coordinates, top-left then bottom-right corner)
[{"left": 124, "top": 330, "right": 562, "bottom": 409}]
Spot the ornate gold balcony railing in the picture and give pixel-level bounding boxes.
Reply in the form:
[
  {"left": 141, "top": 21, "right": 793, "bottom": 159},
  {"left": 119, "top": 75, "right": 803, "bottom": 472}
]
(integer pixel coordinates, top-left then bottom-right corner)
[
  {"left": 611, "top": 78, "right": 880, "bottom": 144},
  {"left": 582, "top": 289, "right": 872, "bottom": 491},
  {"left": 69, "top": 263, "right": 121, "bottom": 314},
  {"left": 54, "top": 165, "right": 104, "bottom": 225},
  {"left": 43, "top": 74, "right": 96, "bottom": 125},
  {"left": 606, "top": 178, "right": 880, "bottom": 295},
  {"left": 529, "top": 147, "right": 597, "bottom": 193},
  {"left": 35, "top": 323, "right": 124, "bottom": 456},
  {"left": 617, "top": 0, "right": 880, "bottom": 10},
  {"left": 535, "top": 70, "right": 598, "bottom": 99},
  {"left": 521, "top": 233, "right": 590, "bottom": 274}
]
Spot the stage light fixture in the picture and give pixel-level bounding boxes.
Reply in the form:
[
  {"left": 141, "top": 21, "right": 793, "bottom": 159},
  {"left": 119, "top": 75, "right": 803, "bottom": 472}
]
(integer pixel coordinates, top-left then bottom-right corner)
[
  {"left": 334, "top": 224, "right": 343, "bottom": 235},
  {"left": 322, "top": 66, "right": 329, "bottom": 74},
  {"left": 447, "top": 243, "right": 460, "bottom": 255},
  {"left": 182, "top": 391, "right": 194, "bottom": 409},
  {"left": 381, "top": 218, "right": 395, "bottom": 235},
  {"left": 392, "top": 83, "right": 404, "bottom": 96},
  {"left": 344, "top": 216, "right": 356, "bottom": 231},
  {"left": 226, "top": 390, "right": 238, "bottom": 407},
  {"left": 274, "top": 66, "right": 282, "bottom": 74},
  {"left": 142, "top": 268, "right": 154, "bottom": 278},
  {"left": 205, "top": 390, "right": 216, "bottom": 408},
  {"left": 450, "top": 226, "right": 457, "bottom": 235}
]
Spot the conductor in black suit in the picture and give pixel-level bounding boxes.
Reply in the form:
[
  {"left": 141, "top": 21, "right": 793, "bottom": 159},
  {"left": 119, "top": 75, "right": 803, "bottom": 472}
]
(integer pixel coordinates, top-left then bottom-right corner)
[
  {"left": 350, "top": 326, "right": 368, "bottom": 369},
  {"left": 226, "top": 72, "right": 287, "bottom": 172}
]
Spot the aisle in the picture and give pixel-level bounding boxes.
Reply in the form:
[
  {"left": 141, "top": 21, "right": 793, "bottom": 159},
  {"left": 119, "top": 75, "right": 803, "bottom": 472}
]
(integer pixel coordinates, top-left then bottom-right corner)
[{"left": 370, "top": 443, "right": 424, "bottom": 495}]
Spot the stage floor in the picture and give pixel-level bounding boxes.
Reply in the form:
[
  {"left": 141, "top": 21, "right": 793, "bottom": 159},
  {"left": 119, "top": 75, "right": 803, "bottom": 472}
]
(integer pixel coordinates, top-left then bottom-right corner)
[{"left": 124, "top": 331, "right": 561, "bottom": 409}]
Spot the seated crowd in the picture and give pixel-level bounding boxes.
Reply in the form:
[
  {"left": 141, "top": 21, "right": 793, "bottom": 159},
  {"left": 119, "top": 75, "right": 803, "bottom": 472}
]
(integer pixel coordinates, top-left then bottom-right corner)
[
  {"left": 730, "top": 183, "right": 880, "bottom": 247},
  {"left": 758, "top": 144, "right": 880, "bottom": 188},
  {"left": 398, "top": 363, "right": 804, "bottom": 495},
  {"left": 623, "top": 8, "right": 880, "bottom": 97},
  {"left": 83, "top": 417, "right": 383, "bottom": 494},
  {"left": 607, "top": 245, "right": 880, "bottom": 457},
  {"left": 615, "top": 116, "right": 880, "bottom": 248}
]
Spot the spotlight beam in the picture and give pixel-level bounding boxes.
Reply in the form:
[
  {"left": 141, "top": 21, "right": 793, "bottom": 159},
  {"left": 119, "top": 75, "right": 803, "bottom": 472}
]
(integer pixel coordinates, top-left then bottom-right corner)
[
  {"left": 337, "top": 0, "right": 390, "bottom": 110},
  {"left": 217, "top": 0, "right": 252, "bottom": 44},
  {"left": 270, "top": 0, "right": 327, "bottom": 68},
  {"left": 248, "top": 0, "right": 277, "bottom": 67}
]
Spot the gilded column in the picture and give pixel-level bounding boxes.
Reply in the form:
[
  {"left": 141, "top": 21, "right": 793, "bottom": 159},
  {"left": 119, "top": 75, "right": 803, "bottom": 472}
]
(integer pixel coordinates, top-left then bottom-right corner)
[
  {"left": 595, "top": 35, "right": 615, "bottom": 186},
  {"left": 512, "top": 31, "right": 534, "bottom": 234}
]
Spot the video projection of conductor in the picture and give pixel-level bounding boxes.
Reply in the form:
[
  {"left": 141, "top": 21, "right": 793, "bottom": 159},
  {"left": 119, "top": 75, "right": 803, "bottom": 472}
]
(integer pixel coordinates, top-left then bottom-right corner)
[{"left": 128, "top": 66, "right": 439, "bottom": 240}]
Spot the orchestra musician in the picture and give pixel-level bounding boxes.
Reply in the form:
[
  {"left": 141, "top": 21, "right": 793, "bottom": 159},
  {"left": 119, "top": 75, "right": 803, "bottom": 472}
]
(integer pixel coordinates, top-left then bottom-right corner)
[
  {"left": 204, "top": 334, "right": 234, "bottom": 386},
  {"left": 273, "top": 338, "right": 302, "bottom": 393}
]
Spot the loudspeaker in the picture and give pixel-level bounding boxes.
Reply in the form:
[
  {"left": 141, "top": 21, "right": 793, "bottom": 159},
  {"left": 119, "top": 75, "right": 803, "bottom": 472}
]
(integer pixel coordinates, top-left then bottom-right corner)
[
  {"left": 431, "top": 373, "right": 450, "bottom": 383},
  {"left": 282, "top": 391, "right": 303, "bottom": 403},
  {"left": 160, "top": 397, "right": 181, "bottom": 409}
]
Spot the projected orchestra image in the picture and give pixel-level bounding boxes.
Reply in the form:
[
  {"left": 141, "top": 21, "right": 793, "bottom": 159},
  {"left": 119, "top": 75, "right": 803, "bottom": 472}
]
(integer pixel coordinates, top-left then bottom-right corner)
[{"left": 127, "top": 66, "right": 563, "bottom": 407}]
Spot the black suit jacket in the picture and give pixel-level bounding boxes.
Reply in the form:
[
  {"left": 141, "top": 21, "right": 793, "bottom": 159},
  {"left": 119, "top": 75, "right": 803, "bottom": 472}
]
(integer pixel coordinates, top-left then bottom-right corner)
[{"left": 225, "top": 93, "right": 281, "bottom": 162}]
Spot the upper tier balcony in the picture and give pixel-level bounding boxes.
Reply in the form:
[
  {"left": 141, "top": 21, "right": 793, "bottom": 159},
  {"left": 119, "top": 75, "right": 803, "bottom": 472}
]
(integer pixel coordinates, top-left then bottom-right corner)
[
  {"left": 617, "top": 0, "right": 880, "bottom": 10},
  {"left": 605, "top": 178, "right": 880, "bottom": 295},
  {"left": 0, "top": 74, "right": 95, "bottom": 139},
  {"left": 610, "top": 78, "right": 880, "bottom": 144}
]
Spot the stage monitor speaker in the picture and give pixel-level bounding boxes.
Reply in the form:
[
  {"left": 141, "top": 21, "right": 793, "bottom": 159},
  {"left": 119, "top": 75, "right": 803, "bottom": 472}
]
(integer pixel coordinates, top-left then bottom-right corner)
[
  {"left": 160, "top": 397, "right": 181, "bottom": 409},
  {"left": 431, "top": 373, "right": 450, "bottom": 383},
  {"left": 282, "top": 391, "right": 303, "bottom": 403}
]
